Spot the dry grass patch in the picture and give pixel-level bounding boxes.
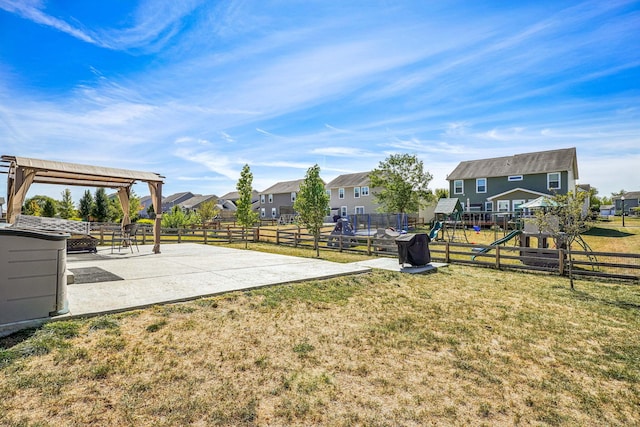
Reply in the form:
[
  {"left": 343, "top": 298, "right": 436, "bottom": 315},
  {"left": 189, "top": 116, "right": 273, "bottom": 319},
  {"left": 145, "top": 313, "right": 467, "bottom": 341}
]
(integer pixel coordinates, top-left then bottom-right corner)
[{"left": 1, "top": 267, "right": 639, "bottom": 425}]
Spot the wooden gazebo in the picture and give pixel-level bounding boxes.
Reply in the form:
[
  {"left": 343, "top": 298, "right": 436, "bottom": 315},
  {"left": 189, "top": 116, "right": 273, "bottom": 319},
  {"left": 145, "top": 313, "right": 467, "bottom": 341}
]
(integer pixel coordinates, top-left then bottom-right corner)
[{"left": 1, "top": 155, "right": 164, "bottom": 253}]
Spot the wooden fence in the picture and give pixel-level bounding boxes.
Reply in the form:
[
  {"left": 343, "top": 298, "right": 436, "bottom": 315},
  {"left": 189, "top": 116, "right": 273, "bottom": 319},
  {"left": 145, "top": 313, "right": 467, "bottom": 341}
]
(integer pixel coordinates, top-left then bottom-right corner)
[{"left": 88, "top": 224, "right": 639, "bottom": 282}]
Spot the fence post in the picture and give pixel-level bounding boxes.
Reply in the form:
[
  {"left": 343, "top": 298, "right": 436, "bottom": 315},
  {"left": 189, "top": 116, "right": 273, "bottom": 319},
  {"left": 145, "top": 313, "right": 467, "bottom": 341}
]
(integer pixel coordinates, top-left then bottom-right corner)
[
  {"left": 255, "top": 227, "right": 260, "bottom": 242},
  {"left": 367, "top": 237, "right": 372, "bottom": 255},
  {"left": 142, "top": 227, "right": 147, "bottom": 244},
  {"left": 228, "top": 228, "right": 232, "bottom": 243},
  {"left": 339, "top": 235, "right": 343, "bottom": 252},
  {"left": 445, "top": 242, "right": 450, "bottom": 263},
  {"left": 495, "top": 245, "right": 501, "bottom": 269},
  {"left": 99, "top": 226, "right": 105, "bottom": 244},
  {"left": 558, "top": 249, "right": 565, "bottom": 275},
  {"left": 276, "top": 230, "right": 280, "bottom": 245},
  {"left": 203, "top": 228, "right": 208, "bottom": 244},
  {"left": 178, "top": 228, "right": 182, "bottom": 243},
  {"left": 294, "top": 233, "right": 298, "bottom": 248}
]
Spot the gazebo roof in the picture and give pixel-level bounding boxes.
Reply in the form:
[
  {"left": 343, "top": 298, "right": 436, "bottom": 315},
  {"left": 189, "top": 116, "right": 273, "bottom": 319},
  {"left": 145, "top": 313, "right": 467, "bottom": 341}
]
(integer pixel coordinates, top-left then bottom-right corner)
[{"left": 1, "top": 155, "right": 164, "bottom": 188}]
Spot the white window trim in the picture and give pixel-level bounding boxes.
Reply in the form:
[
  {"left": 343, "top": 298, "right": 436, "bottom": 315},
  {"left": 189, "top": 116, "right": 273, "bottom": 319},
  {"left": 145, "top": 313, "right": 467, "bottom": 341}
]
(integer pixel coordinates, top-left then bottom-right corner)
[
  {"left": 355, "top": 206, "right": 365, "bottom": 214},
  {"left": 508, "top": 175, "right": 523, "bottom": 182},
  {"left": 339, "top": 188, "right": 345, "bottom": 199},
  {"left": 291, "top": 192, "right": 296, "bottom": 202},
  {"left": 361, "top": 186, "right": 369, "bottom": 196},
  {"left": 512, "top": 199, "right": 525, "bottom": 210},
  {"left": 260, "top": 194, "right": 265, "bottom": 204},
  {"left": 476, "top": 178, "right": 487, "bottom": 194},
  {"left": 354, "top": 187, "right": 360, "bottom": 198},
  {"left": 271, "top": 207, "right": 277, "bottom": 218},
  {"left": 268, "top": 194, "right": 273, "bottom": 203},
  {"left": 485, "top": 201, "right": 493, "bottom": 212},
  {"left": 260, "top": 208, "right": 265, "bottom": 218},
  {"left": 547, "top": 172, "right": 561, "bottom": 190},
  {"left": 340, "top": 206, "right": 347, "bottom": 217},
  {"left": 497, "top": 200, "right": 510, "bottom": 212},
  {"left": 454, "top": 180, "right": 464, "bottom": 195}
]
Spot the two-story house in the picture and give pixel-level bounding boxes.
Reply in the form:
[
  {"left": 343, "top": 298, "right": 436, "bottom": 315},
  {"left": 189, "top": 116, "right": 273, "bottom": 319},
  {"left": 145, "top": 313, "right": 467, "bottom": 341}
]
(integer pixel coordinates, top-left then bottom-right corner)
[
  {"left": 446, "top": 148, "right": 579, "bottom": 213},
  {"left": 613, "top": 191, "right": 639, "bottom": 215},
  {"left": 258, "top": 179, "right": 306, "bottom": 219},
  {"left": 161, "top": 192, "right": 195, "bottom": 213},
  {"left": 325, "top": 172, "right": 379, "bottom": 218}
]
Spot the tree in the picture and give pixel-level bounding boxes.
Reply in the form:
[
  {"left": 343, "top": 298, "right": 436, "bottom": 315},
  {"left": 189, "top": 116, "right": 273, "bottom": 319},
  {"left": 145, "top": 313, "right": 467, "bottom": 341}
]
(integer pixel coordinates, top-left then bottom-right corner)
[
  {"left": 435, "top": 188, "right": 449, "bottom": 199},
  {"left": 92, "top": 188, "right": 109, "bottom": 223},
  {"left": 59, "top": 189, "right": 76, "bottom": 219},
  {"left": 294, "top": 164, "right": 330, "bottom": 257},
  {"left": 78, "top": 190, "right": 94, "bottom": 221},
  {"left": 533, "top": 190, "right": 592, "bottom": 290},
  {"left": 369, "top": 154, "right": 433, "bottom": 213},
  {"left": 198, "top": 200, "right": 220, "bottom": 228},
  {"left": 235, "top": 164, "right": 259, "bottom": 248},
  {"left": 23, "top": 195, "right": 55, "bottom": 216},
  {"left": 42, "top": 198, "right": 56, "bottom": 217}
]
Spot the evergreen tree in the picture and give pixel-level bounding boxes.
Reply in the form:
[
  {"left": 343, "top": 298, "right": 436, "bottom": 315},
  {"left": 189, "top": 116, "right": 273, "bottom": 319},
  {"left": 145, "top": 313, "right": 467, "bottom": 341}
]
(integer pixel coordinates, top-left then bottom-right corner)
[
  {"left": 369, "top": 153, "right": 433, "bottom": 213},
  {"left": 42, "top": 199, "right": 56, "bottom": 217},
  {"left": 78, "top": 190, "right": 94, "bottom": 221},
  {"left": 59, "top": 189, "right": 76, "bottom": 219},
  {"left": 294, "top": 164, "right": 329, "bottom": 257},
  {"left": 235, "top": 164, "right": 259, "bottom": 248},
  {"left": 89, "top": 188, "right": 108, "bottom": 222}
]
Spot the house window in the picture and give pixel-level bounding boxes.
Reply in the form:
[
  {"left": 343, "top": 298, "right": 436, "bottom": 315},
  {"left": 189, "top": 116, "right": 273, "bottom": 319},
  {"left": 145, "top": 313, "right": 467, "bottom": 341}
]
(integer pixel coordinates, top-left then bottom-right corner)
[
  {"left": 355, "top": 206, "right": 365, "bottom": 214},
  {"left": 513, "top": 199, "right": 525, "bottom": 210},
  {"left": 485, "top": 201, "right": 493, "bottom": 212},
  {"left": 271, "top": 207, "right": 277, "bottom": 218},
  {"left": 497, "top": 200, "right": 510, "bottom": 212},
  {"left": 454, "top": 180, "right": 464, "bottom": 195},
  {"left": 260, "top": 194, "right": 265, "bottom": 204},
  {"left": 340, "top": 206, "right": 347, "bottom": 217},
  {"left": 339, "top": 188, "right": 345, "bottom": 199},
  {"left": 268, "top": 194, "right": 273, "bottom": 203},
  {"left": 508, "top": 175, "right": 523, "bottom": 182},
  {"left": 291, "top": 192, "right": 296, "bottom": 203},
  {"left": 361, "top": 186, "right": 369, "bottom": 196},
  {"left": 354, "top": 187, "right": 360, "bottom": 198},
  {"left": 260, "top": 208, "right": 265, "bottom": 218},
  {"left": 476, "top": 178, "right": 487, "bottom": 193},
  {"left": 548, "top": 172, "right": 560, "bottom": 190}
]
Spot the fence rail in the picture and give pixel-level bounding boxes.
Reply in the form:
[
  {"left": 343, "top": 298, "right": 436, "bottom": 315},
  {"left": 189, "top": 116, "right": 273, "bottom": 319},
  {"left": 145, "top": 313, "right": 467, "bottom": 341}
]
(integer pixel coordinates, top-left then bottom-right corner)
[{"left": 86, "top": 224, "right": 639, "bottom": 282}]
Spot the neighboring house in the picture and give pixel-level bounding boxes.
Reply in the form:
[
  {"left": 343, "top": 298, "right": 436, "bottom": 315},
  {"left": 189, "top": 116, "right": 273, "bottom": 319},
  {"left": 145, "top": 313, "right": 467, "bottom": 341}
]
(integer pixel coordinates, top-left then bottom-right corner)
[
  {"left": 162, "top": 192, "right": 195, "bottom": 213},
  {"left": 325, "top": 172, "right": 378, "bottom": 218},
  {"left": 138, "top": 195, "right": 162, "bottom": 218},
  {"left": 446, "top": 148, "right": 579, "bottom": 213},
  {"left": 599, "top": 205, "right": 615, "bottom": 216},
  {"left": 177, "top": 194, "right": 218, "bottom": 213},
  {"left": 258, "top": 179, "right": 306, "bottom": 219},
  {"left": 219, "top": 190, "right": 260, "bottom": 209},
  {"left": 0, "top": 196, "right": 4, "bottom": 220},
  {"left": 613, "top": 191, "right": 640, "bottom": 215}
]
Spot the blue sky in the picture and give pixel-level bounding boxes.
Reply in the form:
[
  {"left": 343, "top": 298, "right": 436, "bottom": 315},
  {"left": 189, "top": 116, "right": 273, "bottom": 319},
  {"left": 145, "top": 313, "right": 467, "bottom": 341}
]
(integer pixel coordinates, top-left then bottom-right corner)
[{"left": 1, "top": 0, "right": 638, "bottom": 204}]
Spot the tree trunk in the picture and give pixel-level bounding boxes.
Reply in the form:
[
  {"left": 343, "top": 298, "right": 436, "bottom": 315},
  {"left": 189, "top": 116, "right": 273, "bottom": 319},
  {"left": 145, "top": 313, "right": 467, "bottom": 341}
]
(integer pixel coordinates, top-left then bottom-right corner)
[
  {"left": 568, "top": 244, "right": 574, "bottom": 290},
  {"left": 314, "top": 234, "right": 320, "bottom": 257}
]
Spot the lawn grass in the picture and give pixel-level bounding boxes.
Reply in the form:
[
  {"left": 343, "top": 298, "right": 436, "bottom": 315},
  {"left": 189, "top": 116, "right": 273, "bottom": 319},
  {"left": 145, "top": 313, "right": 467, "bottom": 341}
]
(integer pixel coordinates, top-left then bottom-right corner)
[{"left": 1, "top": 266, "right": 639, "bottom": 425}]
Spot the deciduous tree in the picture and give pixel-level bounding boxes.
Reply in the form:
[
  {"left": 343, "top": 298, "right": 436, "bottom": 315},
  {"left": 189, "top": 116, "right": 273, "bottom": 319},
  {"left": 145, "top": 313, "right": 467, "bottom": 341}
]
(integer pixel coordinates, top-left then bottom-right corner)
[
  {"left": 236, "top": 164, "right": 259, "bottom": 248},
  {"left": 294, "top": 164, "right": 329, "bottom": 257},
  {"left": 369, "top": 154, "right": 433, "bottom": 213}
]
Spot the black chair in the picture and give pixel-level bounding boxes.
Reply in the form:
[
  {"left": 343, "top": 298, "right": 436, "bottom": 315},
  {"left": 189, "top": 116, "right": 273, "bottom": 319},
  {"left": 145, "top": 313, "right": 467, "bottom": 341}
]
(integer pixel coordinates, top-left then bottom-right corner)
[{"left": 111, "top": 223, "right": 140, "bottom": 253}]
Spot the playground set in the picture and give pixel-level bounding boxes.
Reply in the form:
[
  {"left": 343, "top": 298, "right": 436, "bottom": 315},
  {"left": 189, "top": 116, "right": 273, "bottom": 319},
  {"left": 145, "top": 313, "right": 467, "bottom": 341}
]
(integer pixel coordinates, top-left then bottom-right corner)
[{"left": 429, "top": 198, "right": 596, "bottom": 268}]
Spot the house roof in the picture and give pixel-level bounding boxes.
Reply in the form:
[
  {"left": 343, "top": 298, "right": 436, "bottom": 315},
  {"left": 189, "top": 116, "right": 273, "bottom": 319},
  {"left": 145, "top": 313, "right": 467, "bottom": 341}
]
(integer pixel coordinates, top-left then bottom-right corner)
[
  {"left": 220, "top": 190, "right": 260, "bottom": 202},
  {"left": 163, "top": 192, "right": 194, "bottom": 204},
  {"left": 486, "top": 187, "right": 550, "bottom": 201},
  {"left": 261, "top": 179, "right": 306, "bottom": 194},
  {"left": 178, "top": 194, "right": 217, "bottom": 209},
  {"left": 447, "top": 148, "right": 578, "bottom": 180},
  {"left": 326, "top": 172, "right": 370, "bottom": 188},
  {"left": 613, "top": 191, "right": 640, "bottom": 200}
]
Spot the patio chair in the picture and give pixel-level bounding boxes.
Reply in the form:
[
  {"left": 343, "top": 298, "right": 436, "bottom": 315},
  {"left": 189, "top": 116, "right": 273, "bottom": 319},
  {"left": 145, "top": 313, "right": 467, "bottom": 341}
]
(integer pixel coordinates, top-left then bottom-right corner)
[{"left": 111, "top": 223, "right": 140, "bottom": 253}]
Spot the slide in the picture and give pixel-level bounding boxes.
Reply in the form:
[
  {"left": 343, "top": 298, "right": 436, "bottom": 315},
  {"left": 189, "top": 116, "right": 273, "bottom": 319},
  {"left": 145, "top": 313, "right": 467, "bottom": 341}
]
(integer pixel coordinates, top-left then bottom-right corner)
[
  {"left": 428, "top": 221, "right": 442, "bottom": 240},
  {"left": 472, "top": 229, "right": 522, "bottom": 260}
]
